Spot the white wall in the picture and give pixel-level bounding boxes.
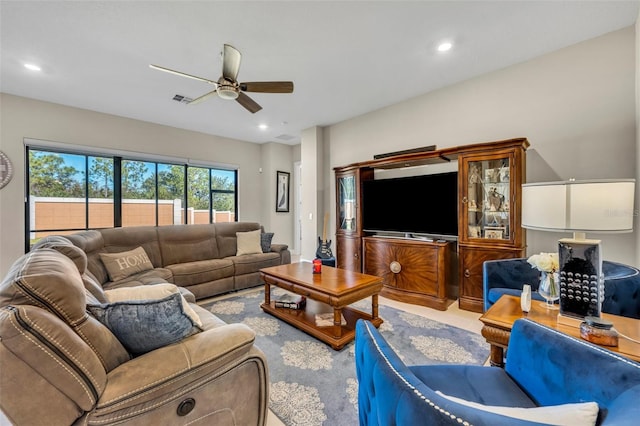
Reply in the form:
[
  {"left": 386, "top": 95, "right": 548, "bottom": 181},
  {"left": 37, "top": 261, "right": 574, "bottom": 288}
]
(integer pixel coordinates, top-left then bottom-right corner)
[
  {"left": 636, "top": 13, "right": 640, "bottom": 266},
  {"left": 326, "top": 26, "right": 637, "bottom": 266},
  {"left": 300, "top": 126, "right": 324, "bottom": 261},
  {"left": 0, "top": 94, "right": 294, "bottom": 275},
  {"left": 260, "top": 142, "right": 295, "bottom": 247}
]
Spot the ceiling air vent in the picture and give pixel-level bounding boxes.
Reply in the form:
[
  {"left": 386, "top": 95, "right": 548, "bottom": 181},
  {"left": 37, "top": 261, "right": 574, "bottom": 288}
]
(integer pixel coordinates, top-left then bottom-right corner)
[
  {"left": 275, "top": 134, "right": 295, "bottom": 141},
  {"left": 172, "top": 94, "right": 193, "bottom": 104}
]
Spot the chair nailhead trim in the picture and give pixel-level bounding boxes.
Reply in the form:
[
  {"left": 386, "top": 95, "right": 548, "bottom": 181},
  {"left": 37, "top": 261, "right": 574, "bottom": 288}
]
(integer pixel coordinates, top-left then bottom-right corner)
[{"left": 363, "top": 321, "right": 473, "bottom": 426}]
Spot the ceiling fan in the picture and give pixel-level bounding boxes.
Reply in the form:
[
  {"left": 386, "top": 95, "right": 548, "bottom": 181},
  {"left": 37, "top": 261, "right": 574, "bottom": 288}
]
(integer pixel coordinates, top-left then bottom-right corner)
[{"left": 150, "top": 44, "right": 294, "bottom": 114}]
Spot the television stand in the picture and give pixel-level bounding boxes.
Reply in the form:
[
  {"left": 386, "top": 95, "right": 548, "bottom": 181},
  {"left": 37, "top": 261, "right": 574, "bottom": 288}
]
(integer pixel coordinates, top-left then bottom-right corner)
[{"left": 362, "top": 236, "right": 455, "bottom": 310}]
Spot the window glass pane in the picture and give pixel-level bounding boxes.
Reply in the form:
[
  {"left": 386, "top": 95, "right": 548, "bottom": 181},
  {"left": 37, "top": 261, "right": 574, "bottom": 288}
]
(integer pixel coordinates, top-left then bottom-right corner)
[
  {"left": 211, "top": 169, "right": 236, "bottom": 222},
  {"left": 29, "top": 150, "right": 86, "bottom": 240},
  {"left": 88, "top": 156, "right": 114, "bottom": 228},
  {"left": 158, "top": 163, "right": 185, "bottom": 226},
  {"left": 187, "top": 167, "right": 210, "bottom": 224},
  {"left": 211, "top": 169, "right": 235, "bottom": 190},
  {"left": 122, "top": 160, "right": 156, "bottom": 227},
  {"left": 26, "top": 146, "right": 240, "bottom": 246}
]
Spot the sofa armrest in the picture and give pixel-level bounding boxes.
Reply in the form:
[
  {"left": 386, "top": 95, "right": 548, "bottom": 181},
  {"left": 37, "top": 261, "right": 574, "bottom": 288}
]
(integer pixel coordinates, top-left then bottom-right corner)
[
  {"left": 98, "top": 323, "right": 259, "bottom": 407},
  {"left": 271, "top": 243, "right": 291, "bottom": 265},
  {"left": 505, "top": 319, "right": 640, "bottom": 412},
  {"left": 270, "top": 243, "right": 289, "bottom": 253}
]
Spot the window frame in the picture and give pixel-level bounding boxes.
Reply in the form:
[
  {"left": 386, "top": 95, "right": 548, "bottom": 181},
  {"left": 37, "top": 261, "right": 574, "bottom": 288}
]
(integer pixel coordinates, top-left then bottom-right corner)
[{"left": 24, "top": 142, "right": 238, "bottom": 252}]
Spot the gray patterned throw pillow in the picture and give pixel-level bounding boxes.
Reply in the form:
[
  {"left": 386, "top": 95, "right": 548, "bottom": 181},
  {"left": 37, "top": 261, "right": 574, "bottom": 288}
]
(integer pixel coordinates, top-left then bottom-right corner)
[
  {"left": 261, "top": 232, "right": 274, "bottom": 253},
  {"left": 87, "top": 293, "right": 199, "bottom": 355}
]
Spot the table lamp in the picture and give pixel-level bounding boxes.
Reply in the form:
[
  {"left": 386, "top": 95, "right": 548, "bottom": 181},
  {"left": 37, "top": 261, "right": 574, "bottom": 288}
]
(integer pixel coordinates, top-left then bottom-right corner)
[{"left": 521, "top": 179, "right": 635, "bottom": 321}]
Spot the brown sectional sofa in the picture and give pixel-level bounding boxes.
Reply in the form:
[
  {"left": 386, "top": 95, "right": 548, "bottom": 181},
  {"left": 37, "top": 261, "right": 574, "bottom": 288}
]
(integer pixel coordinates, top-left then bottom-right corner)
[
  {"left": 65, "top": 222, "right": 291, "bottom": 300},
  {"left": 0, "top": 237, "right": 270, "bottom": 425}
]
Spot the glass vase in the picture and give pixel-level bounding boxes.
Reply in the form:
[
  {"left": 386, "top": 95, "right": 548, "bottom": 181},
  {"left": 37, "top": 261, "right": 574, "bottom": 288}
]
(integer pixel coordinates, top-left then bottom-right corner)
[{"left": 538, "top": 271, "right": 560, "bottom": 309}]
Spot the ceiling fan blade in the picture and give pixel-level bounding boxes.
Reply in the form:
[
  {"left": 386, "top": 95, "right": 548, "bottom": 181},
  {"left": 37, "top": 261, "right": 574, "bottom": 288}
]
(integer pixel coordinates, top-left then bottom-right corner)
[
  {"left": 236, "top": 92, "right": 262, "bottom": 113},
  {"left": 187, "top": 89, "right": 218, "bottom": 105},
  {"left": 222, "top": 44, "right": 242, "bottom": 81},
  {"left": 149, "top": 64, "right": 218, "bottom": 85},
  {"left": 240, "top": 81, "right": 294, "bottom": 93}
]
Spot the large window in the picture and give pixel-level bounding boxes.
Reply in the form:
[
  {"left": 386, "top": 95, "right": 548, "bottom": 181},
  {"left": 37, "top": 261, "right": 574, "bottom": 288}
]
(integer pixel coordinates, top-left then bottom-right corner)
[{"left": 26, "top": 146, "right": 238, "bottom": 250}]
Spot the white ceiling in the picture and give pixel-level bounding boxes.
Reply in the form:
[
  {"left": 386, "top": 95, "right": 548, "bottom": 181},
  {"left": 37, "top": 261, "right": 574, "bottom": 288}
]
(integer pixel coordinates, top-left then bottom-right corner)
[{"left": 1, "top": 1, "right": 638, "bottom": 145}]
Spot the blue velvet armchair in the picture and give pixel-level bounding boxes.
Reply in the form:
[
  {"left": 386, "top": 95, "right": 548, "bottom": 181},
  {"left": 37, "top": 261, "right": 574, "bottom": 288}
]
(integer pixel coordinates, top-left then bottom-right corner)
[
  {"left": 483, "top": 258, "right": 640, "bottom": 318},
  {"left": 355, "top": 318, "right": 640, "bottom": 426}
]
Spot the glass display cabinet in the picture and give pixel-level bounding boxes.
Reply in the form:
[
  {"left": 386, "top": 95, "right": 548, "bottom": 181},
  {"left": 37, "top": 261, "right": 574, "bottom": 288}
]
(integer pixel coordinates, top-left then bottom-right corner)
[
  {"left": 458, "top": 144, "right": 527, "bottom": 312},
  {"left": 335, "top": 167, "right": 373, "bottom": 272},
  {"left": 338, "top": 174, "right": 357, "bottom": 232},
  {"left": 463, "top": 158, "right": 512, "bottom": 242}
]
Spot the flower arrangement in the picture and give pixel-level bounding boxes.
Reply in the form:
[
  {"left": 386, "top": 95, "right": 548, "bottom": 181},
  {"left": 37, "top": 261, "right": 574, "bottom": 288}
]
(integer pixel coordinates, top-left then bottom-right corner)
[{"left": 527, "top": 252, "right": 559, "bottom": 273}]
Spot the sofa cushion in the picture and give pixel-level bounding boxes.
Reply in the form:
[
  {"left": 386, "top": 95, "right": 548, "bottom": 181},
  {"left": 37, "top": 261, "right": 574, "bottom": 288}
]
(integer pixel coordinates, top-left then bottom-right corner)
[
  {"left": 0, "top": 249, "right": 130, "bottom": 372},
  {"left": 100, "top": 247, "right": 154, "bottom": 281},
  {"left": 231, "top": 252, "right": 282, "bottom": 276},
  {"left": 30, "top": 235, "right": 109, "bottom": 303},
  {"left": 166, "top": 259, "right": 234, "bottom": 287},
  {"left": 100, "top": 226, "right": 163, "bottom": 267},
  {"left": 102, "top": 267, "right": 173, "bottom": 290},
  {"left": 67, "top": 230, "right": 111, "bottom": 284},
  {"left": 260, "top": 232, "right": 274, "bottom": 253},
  {"left": 190, "top": 303, "right": 228, "bottom": 330},
  {"left": 88, "top": 292, "right": 200, "bottom": 355},
  {"left": 157, "top": 224, "right": 219, "bottom": 265},
  {"left": 31, "top": 235, "right": 89, "bottom": 273},
  {"left": 215, "top": 222, "right": 262, "bottom": 258},
  {"left": 436, "top": 391, "right": 598, "bottom": 426},
  {"left": 236, "top": 230, "right": 263, "bottom": 256},
  {"left": 103, "top": 283, "right": 202, "bottom": 327},
  {"left": 411, "top": 364, "right": 535, "bottom": 408}
]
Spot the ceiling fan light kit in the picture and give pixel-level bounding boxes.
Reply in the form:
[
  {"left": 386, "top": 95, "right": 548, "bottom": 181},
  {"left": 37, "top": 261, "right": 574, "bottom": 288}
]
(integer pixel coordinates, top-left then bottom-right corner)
[
  {"left": 150, "top": 44, "right": 293, "bottom": 113},
  {"left": 217, "top": 85, "right": 239, "bottom": 100}
]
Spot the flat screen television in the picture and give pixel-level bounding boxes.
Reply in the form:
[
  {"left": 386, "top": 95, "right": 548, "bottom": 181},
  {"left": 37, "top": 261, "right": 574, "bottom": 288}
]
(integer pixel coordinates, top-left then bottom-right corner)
[{"left": 362, "top": 172, "right": 458, "bottom": 237}]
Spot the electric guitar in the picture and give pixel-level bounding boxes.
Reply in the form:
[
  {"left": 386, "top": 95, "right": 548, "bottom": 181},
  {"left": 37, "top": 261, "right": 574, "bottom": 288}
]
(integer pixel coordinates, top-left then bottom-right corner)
[{"left": 316, "top": 213, "right": 333, "bottom": 259}]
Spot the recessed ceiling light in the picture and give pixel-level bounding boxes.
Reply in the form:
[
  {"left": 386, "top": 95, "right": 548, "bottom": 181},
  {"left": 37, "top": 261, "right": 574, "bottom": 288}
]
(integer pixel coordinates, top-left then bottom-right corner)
[
  {"left": 437, "top": 42, "right": 453, "bottom": 52},
  {"left": 24, "top": 63, "right": 42, "bottom": 71},
  {"left": 258, "top": 124, "right": 268, "bottom": 130}
]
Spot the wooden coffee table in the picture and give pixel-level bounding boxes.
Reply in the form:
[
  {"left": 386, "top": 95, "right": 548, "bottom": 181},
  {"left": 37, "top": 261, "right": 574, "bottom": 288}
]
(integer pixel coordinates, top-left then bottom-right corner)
[
  {"left": 480, "top": 295, "right": 640, "bottom": 367},
  {"left": 260, "top": 263, "right": 383, "bottom": 350}
]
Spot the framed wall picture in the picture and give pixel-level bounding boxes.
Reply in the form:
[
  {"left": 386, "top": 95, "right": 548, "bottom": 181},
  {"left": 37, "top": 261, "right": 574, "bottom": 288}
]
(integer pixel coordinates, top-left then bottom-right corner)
[{"left": 276, "top": 171, "right": 290, "bottom": 212}]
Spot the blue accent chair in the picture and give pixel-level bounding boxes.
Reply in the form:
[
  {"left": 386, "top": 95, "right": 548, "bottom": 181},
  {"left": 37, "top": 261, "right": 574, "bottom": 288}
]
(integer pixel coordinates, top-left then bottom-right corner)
[
  {"left": 355, "top": 318, "right": 640, "bottom": 426},
  {"left": 483, "top": 258, "right": 640, "bottom": 318}
]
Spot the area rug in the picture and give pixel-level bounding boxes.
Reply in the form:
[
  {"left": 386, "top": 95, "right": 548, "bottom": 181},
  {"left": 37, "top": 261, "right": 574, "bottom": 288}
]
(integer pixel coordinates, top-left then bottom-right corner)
[{"left": 200, "top": 288, "right": 489, "bottom": 426}]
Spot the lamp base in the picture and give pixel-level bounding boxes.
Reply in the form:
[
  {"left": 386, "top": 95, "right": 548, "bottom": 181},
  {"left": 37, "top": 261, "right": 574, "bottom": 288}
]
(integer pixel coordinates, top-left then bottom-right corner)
[{"left": 557, "top": 238, "right": 603, "bottom": 319}]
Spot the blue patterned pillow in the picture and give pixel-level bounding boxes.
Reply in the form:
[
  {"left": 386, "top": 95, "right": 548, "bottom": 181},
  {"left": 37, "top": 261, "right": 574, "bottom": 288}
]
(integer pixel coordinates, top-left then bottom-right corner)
[
  {"left": 261, "top": 232, "right": 274, "bottom": 253},
  {"left": 87, "top": 292, "right": 199, "bottom": 355}
]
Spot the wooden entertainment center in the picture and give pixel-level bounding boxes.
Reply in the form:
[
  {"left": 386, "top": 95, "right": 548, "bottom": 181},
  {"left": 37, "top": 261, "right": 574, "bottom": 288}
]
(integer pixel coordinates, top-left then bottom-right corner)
[{"left": 334, "top": 138, "right": 529, "bottom": 312}]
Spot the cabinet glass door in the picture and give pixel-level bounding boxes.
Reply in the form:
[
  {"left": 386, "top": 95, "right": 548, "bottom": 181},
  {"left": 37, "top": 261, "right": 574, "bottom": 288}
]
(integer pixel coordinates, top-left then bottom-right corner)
[
  {"left": 338, "top": 175, "right": 356, "bottom": 232},
  {"left": 466, "top": 158, "right": 511, "bottom": 240}
]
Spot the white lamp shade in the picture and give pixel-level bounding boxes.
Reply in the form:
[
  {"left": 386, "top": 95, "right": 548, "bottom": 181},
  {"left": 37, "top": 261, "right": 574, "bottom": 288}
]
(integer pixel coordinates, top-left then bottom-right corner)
[{"left": 522, "top": 179, "right": 635, "bottom": 233}]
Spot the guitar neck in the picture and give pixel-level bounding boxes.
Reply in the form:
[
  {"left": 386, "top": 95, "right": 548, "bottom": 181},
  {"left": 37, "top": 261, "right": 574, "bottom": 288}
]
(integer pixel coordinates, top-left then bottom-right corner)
[{"left": 322, "top": 213, "right": 329, "bottom": 241}]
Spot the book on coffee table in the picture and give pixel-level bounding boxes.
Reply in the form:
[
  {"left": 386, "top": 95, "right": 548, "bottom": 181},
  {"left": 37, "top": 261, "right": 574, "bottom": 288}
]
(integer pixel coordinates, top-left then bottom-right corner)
[{"left": 274, "top": 294, "right": 306, "bottom": 309}]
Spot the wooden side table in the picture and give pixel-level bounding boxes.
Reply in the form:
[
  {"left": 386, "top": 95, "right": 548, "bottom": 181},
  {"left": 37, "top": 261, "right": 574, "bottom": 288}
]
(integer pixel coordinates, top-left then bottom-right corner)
[{"left": 480, "top": 295, "right": 640, "bottom": 367}]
